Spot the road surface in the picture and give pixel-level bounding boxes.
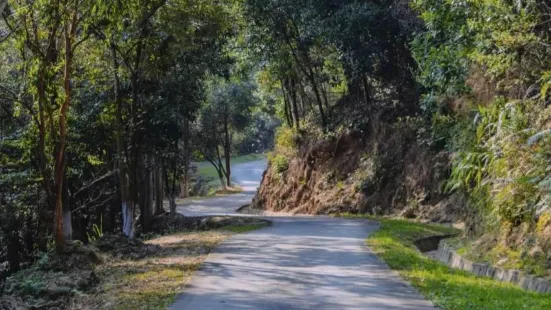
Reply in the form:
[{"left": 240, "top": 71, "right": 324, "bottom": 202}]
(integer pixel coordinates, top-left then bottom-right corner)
[{"left": 171, "top": 159, "right": 433, "bottom": 310}]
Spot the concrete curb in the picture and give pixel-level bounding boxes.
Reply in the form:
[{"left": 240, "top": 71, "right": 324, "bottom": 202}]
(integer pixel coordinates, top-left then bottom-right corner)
[{"left": 433, "top": 239, "right": 551, "bottom": 293}]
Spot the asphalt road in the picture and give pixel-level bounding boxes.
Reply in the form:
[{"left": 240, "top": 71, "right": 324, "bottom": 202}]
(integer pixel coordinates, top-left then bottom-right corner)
[{"left": 171, "top": 159, "right": 434, "bottom": 310}]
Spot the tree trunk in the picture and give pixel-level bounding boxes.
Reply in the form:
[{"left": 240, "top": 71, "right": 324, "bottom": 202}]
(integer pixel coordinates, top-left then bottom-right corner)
[
  {"left": 181, "top": 118, "right": 190, "bottom": 198},
  {"left": 218, "top": 168, "right": 226, "bottom": 190},
  {"left": 168, "top": 192, "right": 177, "bottom": 214},
  {"left": 281, "top": 81, "right": 293, "bottom": 127},
  {"left": 121, "top": 201, "right": 135, "bottom": 238},
  {"left": 361, "top": 74, "right": 371, "bottom": 106},
  {"left": 154, "top": 166, "right": 163, "bottom": 215},
  {"left": 7, "top": 230, "right": 20, "bottom": 274},
  {"left": 322, "top": 83, "right": 330, "bottom": 112},
  {"left": 62, "top": 175, "right": 72, "bottom": 241},
  {"left": 54, "top": 10, "right": 78, "bottom": 251},
  {"left": 181, "top": 169, "right": 189, "bottom": 198},
  {"left": 111, "top": 42, "right": 134, "bottom": 238},
  {"left": 139, "top": 159, "right": 153, "bottom": 232},
  {"left": 167, "top": 166, "right": 178, "bottom": 214},
  {"left": 289, "top": 78, "right": 300, "bottom": 129},
  {"left": 223, "top": 117, "right": 231, "bottom": 187},
  {"left": 305, "top": 65, "right": 327, "bottom": 129},
  {"left": 5, "top": 201, "right": 20, "bottom": 274}
]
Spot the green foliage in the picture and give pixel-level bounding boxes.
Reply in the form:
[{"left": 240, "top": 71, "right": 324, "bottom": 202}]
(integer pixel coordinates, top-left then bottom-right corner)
[
  {"left": 447, "top": 100, "right": 546, "bottom": 224},
  {"left": 87, "top": 217, "right": 104, "bottom": 243},
  {"left": 270, "top": 154, "right": 289, "bottom": 174},
  {"left": 275, "top": 127, "right": 298, "bottom": 151},
  {"left": 20, "top": 276, "right": 45, "bottom": 296},
  {"left": 414, "top": 0, "right": 551, "bottom": 233},
  {"left": 221, "top": 223, "right": 269, "bottom": 233}
]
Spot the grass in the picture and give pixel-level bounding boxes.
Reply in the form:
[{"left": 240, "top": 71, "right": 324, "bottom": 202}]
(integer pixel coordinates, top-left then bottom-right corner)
[
  {"left": 75, "top": 223, "right": 268, "bottom": 310},
  {"left": 221, "top": 223, "right": 270, "bottom": 233},
  {"left": 361, "top": 217, "right": 551, "bottom": 309}
]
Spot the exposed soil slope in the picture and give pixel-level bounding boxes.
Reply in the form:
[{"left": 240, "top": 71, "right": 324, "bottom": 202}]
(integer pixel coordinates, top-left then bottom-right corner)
[{"left": 252, "top": 116, "right": 465, "bottom": 223}]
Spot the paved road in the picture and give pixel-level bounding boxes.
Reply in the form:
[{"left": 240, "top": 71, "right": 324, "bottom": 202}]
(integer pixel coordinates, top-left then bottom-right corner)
[{"left": 171, "top": 160, "right": 433, "bottom": 310}]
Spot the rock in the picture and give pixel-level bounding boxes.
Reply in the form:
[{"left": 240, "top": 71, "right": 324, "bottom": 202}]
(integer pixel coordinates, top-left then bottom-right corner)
[
  {"left": 536, "top": 279, "right": 550, "bottom": 293},
  {"left": 496, "top": 257, "right": 508, "bottom": 267},
  {"left": 529, "top": 246, "right": 544, "bottom": 259},
  {"left": 519, "top": 275, "right": 534, "bottom": 290},
  {"left": 399, "top": 205, "right": 417, "bottom": 219}
]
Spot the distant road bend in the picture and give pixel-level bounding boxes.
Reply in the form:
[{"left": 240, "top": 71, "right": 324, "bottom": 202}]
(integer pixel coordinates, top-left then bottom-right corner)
[{"left": 172, "top": 159, "right": 434, "bottom": 310}]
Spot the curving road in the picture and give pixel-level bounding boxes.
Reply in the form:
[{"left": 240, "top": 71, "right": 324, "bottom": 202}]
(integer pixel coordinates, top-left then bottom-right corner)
[{"left": 171, "top": 159, "right": 433, "bottom": 310}]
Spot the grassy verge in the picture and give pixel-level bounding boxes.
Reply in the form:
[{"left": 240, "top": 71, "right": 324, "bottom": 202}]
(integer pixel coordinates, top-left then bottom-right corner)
[
  {"left": 364, "top": 218, "right": 551, "bottom": 309},
  {"left": 74, "top": 223, "right": 269, "bottom": 310}
]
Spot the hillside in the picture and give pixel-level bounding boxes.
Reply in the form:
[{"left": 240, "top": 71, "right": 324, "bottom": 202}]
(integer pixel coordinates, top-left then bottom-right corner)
[{"left": 252, "top": 113, "right": 464, "bottom": 223}]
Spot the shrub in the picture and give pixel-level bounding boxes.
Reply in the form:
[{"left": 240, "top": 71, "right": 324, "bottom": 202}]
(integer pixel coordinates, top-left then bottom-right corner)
[
  {"left": 271, "top": 155, "right": 289, "bottom": 173},
  {"left": 275, "top": 126, "right": 298, "bottom": 151}
]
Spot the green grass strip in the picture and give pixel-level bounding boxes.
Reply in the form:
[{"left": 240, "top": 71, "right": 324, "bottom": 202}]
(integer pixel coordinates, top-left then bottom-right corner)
[{"left": 367, "top": 218, "right": 551, "bottom": 309}]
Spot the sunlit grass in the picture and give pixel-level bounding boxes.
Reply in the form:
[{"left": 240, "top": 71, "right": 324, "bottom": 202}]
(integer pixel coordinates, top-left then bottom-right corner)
[
  {"left": 84, "top": 224, "right": 268, "bottom": 310},
  {"left": 221, "top": 223, "right": 270, "bottom": 233},
  {"left": 366, "top": 218, "right": 551, "bottom": 309}
]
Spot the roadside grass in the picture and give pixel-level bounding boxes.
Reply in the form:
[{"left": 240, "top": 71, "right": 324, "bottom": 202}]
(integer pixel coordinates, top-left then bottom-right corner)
[
  {"left": 77, "top": 223, "right": 268, "bottom": 310},
  {"left": 358, "top": 217, "right": 551, "bottom": 309},
  {"left": 221, "top": 223, "right": 270, "bottom": 233}
]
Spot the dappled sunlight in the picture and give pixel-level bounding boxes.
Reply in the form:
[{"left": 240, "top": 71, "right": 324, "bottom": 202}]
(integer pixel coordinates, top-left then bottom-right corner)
[{"left": 171, "top": 218, "right": 433, "bottom": 310}]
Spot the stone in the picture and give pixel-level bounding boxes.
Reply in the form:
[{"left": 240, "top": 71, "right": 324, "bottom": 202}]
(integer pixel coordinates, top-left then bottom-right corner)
[
  {"left": 528, "top": 278, "right": 540, "bottom": 291},
  {"left": 427, "top": 235, "right": 551, "bottom": 295},
  {"left": 462, "top": 259, "right": 473, "bottom": 273},
  {"left": 536, "top": 279, "right": 549, "bottom": 293},
  {"left": 440, "top": 248, "right": 451, "bottom": 264},
  {"left": 494, "top": 268, "right": 506, "bottom": 282},
  {"left": 479, "top": 264, "right": 489, "bottom": 277},
  {"left": 529, "top": 246, "right": 544, "bottom": 259},
  {"left": 519, "top": 276, "right": 534, "bottom": 290},
  {"left": 473, "top": 263, "right": 487, "bottom": 277},
  {"left": 486, "top": 266, "right": 496, "bottom": 278},
  {"left": 450, "top": 251, "right": 462, "bottom": 269},
  {"left": 509, "top": 270, "right": 520, "bottom": 284}
]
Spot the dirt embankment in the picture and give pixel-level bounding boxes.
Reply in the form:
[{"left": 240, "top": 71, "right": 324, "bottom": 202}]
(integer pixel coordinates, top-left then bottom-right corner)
[{"left": 252, "top": 118, "right": 465, "bottom": 223}]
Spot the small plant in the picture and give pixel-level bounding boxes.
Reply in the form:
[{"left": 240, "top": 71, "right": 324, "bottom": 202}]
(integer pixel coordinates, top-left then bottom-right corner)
[
  {"left": 271, "top": 154, "right": 289, "bottom": 173},
  {"left": 275, "top": 126, "right": 298, "bottom": 151},
  {"left": 20, "top": 277, "right": 44, "bottom": 296},
  {"left": 87, "top": 216, "right": 104, "bottom": 243}
]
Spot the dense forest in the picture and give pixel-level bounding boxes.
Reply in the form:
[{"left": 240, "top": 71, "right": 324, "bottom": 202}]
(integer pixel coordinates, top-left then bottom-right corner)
[
  {"left": 2, "top": 0, "right": 551, "bottom": 307},
  {"left": 0, "top": 0, "right": 279, "bottom": 279}
]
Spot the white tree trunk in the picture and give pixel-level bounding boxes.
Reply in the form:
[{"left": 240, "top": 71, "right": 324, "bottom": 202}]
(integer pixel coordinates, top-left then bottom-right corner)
[{"left": 121, "top": 201, "right": 135, "bottom": 238}]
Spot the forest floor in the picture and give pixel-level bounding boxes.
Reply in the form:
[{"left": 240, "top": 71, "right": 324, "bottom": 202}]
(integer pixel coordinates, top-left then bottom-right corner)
[
  {"left": 0, "top": 216, "right": 270, "bottom": 310},
  {"left": 337, "top": 214, "right": 551, "bottom": 309}
]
